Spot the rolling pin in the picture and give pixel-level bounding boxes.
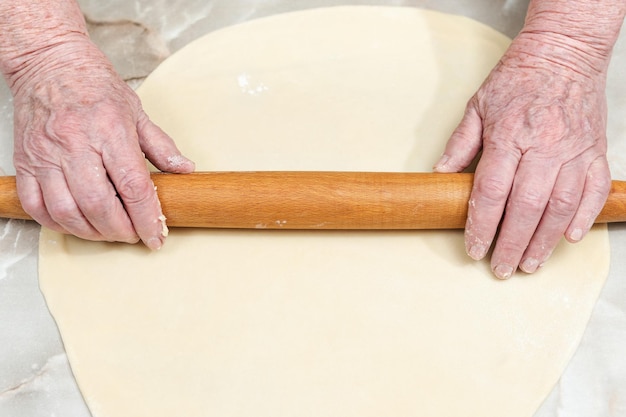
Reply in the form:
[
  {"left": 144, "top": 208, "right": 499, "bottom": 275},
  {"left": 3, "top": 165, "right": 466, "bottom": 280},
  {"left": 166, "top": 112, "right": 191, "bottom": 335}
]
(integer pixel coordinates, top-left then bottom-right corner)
[{"left": 0, "top": 172, "right": 626, "bottom": 229}]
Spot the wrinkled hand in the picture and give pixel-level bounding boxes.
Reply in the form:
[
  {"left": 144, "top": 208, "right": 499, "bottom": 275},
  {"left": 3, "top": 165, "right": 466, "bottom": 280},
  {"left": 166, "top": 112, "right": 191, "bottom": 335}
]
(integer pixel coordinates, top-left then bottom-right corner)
[
  {"left": 11, "top": 39, "right": 195, "bottom": 249},
  {"left": 434, "top": 35, "right": 611, "bottom": 279}
]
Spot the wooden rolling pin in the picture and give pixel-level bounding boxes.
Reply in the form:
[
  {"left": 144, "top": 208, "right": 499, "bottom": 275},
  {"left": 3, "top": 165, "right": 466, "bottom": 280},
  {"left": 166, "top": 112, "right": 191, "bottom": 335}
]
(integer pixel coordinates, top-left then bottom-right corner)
[{"left": 1, "top": 172, "right": 626, "bottom": 229}]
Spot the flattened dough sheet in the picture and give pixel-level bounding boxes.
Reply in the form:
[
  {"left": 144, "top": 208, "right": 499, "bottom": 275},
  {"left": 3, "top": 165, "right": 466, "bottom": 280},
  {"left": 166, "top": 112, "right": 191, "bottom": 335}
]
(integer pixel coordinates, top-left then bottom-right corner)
[{"left": 39, "top": 7, "right": 610, "bottom": 417}]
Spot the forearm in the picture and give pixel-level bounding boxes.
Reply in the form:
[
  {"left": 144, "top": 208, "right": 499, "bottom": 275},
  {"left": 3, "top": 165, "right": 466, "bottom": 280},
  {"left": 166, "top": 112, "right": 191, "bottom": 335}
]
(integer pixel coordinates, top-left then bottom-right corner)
[
  {"left": 0, "top": 0, "right": 101, "bottom": 93},
  {"left": 511, "top": 0, "right": 626, "bottom": 74}
]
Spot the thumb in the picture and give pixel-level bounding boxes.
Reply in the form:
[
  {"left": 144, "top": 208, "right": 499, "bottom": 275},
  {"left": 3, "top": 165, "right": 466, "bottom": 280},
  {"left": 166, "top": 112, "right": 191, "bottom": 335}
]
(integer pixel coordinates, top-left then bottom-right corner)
[
  {"left": 137, "top": 111, "right": 196, "bottom": 174},
  {"left": 434, "top": 100, "right": 484, "bottom": 173}
]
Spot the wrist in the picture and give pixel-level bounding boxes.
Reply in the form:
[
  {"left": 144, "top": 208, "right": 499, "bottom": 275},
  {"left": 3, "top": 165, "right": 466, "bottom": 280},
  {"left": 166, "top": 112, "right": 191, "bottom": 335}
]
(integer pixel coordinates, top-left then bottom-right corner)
[
  {"left": 3, "top": 36, "right": 112, "bottom": 96},
  {"left": 517, "top": 1, "right": 626, "bottom": 75},
  {"left": 504, "top": 31, "right": 613, "bottom": 79},
  {"left": 0, "top": 0, "right": 93, "bottom": 92}
]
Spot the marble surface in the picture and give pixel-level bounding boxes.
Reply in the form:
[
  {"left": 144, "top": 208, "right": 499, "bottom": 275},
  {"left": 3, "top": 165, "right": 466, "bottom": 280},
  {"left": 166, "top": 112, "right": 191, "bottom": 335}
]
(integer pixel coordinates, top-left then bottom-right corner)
[{"left": 1, "top": 1, "right": 625, "bottom": 416}]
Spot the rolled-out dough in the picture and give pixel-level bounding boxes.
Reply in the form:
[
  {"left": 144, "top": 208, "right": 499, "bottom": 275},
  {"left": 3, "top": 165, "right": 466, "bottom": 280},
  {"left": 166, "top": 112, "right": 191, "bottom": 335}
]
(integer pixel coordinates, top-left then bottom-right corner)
[{"left": 39, "top": 7, "right": 610, "bottom": 417}]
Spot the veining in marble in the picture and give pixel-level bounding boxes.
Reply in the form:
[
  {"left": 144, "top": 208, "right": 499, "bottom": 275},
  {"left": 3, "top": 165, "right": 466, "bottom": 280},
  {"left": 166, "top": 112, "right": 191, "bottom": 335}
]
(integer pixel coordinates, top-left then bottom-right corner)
[
  {"left": 0, "top": 220, "right": 37, "bottom": 281},
  {"left": 86, "top": 17, "right": 170, "bottom": 86},
  {"left": 0, "top": 354, "right": 91, "bottom": 417}
]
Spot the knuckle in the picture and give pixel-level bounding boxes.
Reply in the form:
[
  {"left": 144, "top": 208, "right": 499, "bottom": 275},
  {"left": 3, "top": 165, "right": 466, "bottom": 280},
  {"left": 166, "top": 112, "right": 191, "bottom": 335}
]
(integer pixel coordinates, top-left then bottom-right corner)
[
  {"left": 548, "top": 189, "right": 579, "bottom": 217},
  {"left": 48, "top": 199, "right": 82, "bottom": 226},
  {"left": 79, "top": 191, "right": 114, "bottom": 218},
  {"left": 474, "top": 176, "right": 511, "bottom": 203},
  {"left": 18, "top": 193, "right": 42, "bottom": 216},
  {"left": 115, "top": 171, "right": 153, "bottom": 205},
  {"left": 583, "top": 175, "right": 612, "bottom": 218},
  {"left": 590, "top": 174, "right": 612, "bottom": 198},
  {"left": 510, "top": 188, "right": 545, "bottom": 216},
  {"left": 496, "top": 240, "right": 524, "bottom": 256},
  {"left": 494, "top": 232, "right": 530, "bottom": 258}
]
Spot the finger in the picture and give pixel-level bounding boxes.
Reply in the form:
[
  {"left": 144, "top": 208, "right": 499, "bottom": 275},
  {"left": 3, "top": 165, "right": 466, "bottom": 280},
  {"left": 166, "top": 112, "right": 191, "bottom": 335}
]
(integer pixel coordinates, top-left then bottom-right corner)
[
  {"left": 16, "top": 173, "right": 68, "bottom": 234},
  {"left": 34, "top": 169, "right": 104, "bottom": 240},
  {"left": 464, "top": 146, "right": 520, "bottom": 263},
  {"left": 103, "top": 136, "right": 167, "bottom": 251},
  {"left": 136, "top": 112, "right": 195, "bottom": 174},
  {"left": 565, "top": 156, "right": 611, "bottom": 243},
  {"left": 490, "top": 159, "right": 559, "bottom": 279},
  {"left": 433, "top": 101, "right": 483, "bottom": 173},
  {"left": 518, "top": 163, "right": 586, "bottom": 273},
  {"left": 64, "top": 156, "right": 139, "bottom": 244}
]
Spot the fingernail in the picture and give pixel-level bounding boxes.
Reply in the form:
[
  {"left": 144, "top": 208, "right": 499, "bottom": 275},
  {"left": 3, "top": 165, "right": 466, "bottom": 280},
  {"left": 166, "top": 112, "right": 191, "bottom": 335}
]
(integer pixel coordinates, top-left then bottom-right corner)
[
  {"left": 433, "top": 154, "right": 450, "bottom": 171},
  {"left": 467, "top": 243, "right": 487, "bottom": 260},
  {"left": 126, "top": 236, "right": 140, "bottom": 244},
  {"left": 494, "top": 264, "right": 514, "bottom": 280},
  {"left": 520, "top": 258, "right": 539, "bottom": 274},
  {"left": 570, "top": 228, "right": 584, "bottom": 242},
  {"left": 167, "top": 154, "right": 195, "bottom": 171},
  {"left": 146, "top": 237, "right": 163, "bottom": 251}
]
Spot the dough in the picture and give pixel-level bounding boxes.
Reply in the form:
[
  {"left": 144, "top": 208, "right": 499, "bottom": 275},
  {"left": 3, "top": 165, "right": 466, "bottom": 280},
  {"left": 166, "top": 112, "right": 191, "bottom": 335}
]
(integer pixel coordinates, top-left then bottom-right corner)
[{"left": 39, "top": 7, "right": 610, "bottom": 417}]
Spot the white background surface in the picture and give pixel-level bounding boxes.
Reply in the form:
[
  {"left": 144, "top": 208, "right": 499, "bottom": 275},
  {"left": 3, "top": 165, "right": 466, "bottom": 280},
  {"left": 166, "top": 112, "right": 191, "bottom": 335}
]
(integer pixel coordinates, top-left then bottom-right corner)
[{"left": 1, "top": 1, "right": 625, "bottom": 416}]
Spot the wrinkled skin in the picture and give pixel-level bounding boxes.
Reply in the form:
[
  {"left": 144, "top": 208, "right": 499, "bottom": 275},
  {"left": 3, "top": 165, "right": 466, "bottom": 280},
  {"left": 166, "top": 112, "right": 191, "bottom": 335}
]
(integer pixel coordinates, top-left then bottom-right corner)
[
  {"left": 435, "top": 34, "right": 612, "bottom": 279},
  {"left": 11, "top": 39, "right": 195, "bottom": 250}
]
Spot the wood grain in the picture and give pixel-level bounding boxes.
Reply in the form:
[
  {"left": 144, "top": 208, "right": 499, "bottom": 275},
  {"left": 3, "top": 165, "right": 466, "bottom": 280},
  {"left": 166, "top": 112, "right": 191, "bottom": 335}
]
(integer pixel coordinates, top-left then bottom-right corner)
[{"left": 1, "top": 172, "right": 625, "bottom": 229}]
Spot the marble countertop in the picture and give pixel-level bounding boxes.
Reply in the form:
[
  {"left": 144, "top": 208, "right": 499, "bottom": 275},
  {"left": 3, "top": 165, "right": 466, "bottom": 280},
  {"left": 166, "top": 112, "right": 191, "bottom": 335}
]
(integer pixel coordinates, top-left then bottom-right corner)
[{"left": 1, "top": 1, "right": 626, "bottom": 416}]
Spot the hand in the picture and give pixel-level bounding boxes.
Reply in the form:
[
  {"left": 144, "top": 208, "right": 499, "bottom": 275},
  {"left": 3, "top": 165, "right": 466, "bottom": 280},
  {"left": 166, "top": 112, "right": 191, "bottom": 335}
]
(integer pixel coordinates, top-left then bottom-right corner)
[
  {"left": 434, "top": 34, "right": 611, "bottom": 279},
  {"left": 11, "top": 39, "right": 195, "bottom": 249}
]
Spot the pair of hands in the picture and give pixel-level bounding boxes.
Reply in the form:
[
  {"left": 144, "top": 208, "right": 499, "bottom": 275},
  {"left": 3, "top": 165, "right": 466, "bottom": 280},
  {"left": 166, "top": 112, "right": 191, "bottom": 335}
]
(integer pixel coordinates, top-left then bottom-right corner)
[{"left": 10, "top": 35, "right": 611, "bottom": 278}]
